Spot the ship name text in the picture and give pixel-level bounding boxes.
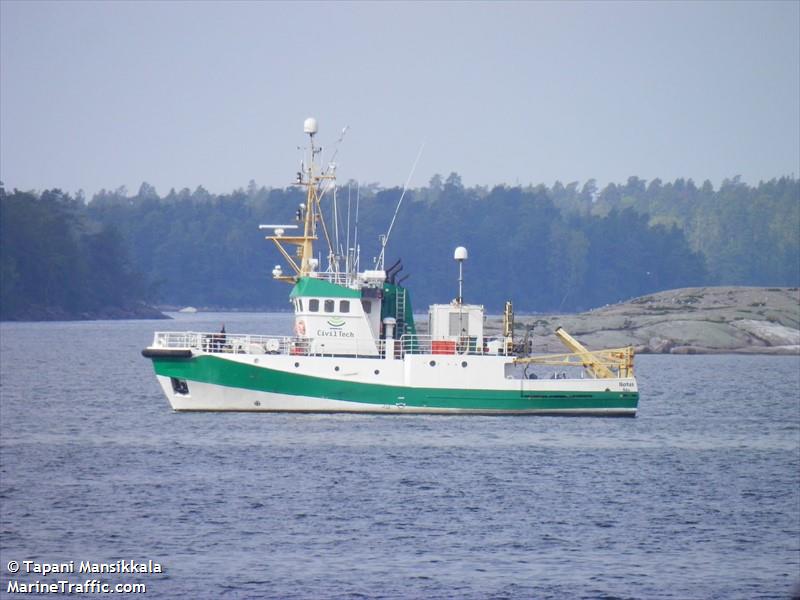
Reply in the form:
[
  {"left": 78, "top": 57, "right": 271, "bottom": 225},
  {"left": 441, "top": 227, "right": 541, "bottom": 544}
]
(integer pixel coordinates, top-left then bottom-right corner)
[{"left": 317, "top": 330, "right": 355, "bottom": 338}]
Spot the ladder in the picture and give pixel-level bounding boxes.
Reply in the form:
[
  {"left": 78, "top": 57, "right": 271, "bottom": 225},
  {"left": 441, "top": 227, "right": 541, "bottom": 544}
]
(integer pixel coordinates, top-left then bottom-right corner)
[{"left": 395, "top": 288, "right": 407, "bottom": 336}]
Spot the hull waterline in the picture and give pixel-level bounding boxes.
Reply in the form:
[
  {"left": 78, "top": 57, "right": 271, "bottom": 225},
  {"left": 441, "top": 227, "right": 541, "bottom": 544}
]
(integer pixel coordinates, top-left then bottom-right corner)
[{"left": 150, "top": 354, "right": 639, "bottom": 416}]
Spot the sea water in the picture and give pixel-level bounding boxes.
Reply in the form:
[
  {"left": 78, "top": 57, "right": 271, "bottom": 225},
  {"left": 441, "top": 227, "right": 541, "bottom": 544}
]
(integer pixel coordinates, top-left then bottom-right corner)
[{"left": 1, "top": 313, "right": 798, "bottom": 599}]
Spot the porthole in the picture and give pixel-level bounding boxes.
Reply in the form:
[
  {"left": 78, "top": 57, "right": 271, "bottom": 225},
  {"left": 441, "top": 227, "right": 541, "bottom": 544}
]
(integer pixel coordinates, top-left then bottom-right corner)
[
  {"left": 254, "top": 358, "right": 259, "bottom": 364},
  {"left": 294, "top": 362, "right": 300, "bottom": 368},
  {"left": 335, "top": 366, "right": 340, "bottom": 372},
  {"left": 374, "top": 369, "right": 380, "bottom": 375},
  {"left": 461, "top": 361, "right": 468, "bottom": 368},
  {"left": 429, "top": 360, "right": 436, "bottom": 367},
  {"left": 254, "top": 400, "right": 261, "bottom": 407}
]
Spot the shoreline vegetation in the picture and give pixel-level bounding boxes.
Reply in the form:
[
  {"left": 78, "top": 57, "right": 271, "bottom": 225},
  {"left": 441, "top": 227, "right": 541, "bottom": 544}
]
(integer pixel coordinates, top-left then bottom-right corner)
[
  {"left": 84, "top": 176, "right": 797, "bottom": 314},
  {"left": 1, "top": 188, "right": 159, "bottom": 322},
  {"left": 2, "top": 178, "right": 797, "bottom": 332}
]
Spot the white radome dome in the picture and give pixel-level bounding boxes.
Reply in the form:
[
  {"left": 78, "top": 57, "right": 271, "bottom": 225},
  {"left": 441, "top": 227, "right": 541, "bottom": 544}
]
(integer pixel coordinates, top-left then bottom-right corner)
[
  {"left": 303, "top": 117, "right": 318, "bottom": 135},
  {"left": 454, "top": 246, "right": 468, "bottom": 261}
]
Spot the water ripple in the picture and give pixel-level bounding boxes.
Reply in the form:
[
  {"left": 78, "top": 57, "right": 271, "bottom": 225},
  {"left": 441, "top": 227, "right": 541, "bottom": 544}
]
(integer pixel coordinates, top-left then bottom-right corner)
[{"left": 1, "top": 315, "right": 798, "bottom": 598}]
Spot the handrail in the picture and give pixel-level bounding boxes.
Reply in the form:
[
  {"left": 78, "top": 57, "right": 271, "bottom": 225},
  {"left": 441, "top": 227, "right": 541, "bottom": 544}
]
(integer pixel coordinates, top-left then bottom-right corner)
[
  {"left": 151, "top": 331, "right": 516, "bottom": 359},
  {"left": 398, "top": 334, "right": 511, "bottom": 356},
  {"left": 151, "top": 331, "right": 385, "bottom": 359}
]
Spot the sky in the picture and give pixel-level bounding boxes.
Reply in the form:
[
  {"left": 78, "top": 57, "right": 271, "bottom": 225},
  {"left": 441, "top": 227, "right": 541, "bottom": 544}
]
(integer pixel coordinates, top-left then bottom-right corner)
[{"left": 1, "top": 1, "right": 798, "bottom": 197}]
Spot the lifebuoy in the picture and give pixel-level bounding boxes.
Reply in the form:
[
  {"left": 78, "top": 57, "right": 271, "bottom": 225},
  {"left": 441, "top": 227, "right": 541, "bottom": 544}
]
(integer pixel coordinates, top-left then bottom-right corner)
[{"left": 294, "top": 320, "right": 306, "bottom": 336}]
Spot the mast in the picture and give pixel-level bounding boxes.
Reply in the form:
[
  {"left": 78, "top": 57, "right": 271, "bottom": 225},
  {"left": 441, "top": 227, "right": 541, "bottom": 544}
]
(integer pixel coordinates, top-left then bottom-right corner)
[
  {"left": 264, "top": 117, "right": 335, "bottom": 283},
  {"left": 299, "top": 117, "right": 321, "bottom": 276}
]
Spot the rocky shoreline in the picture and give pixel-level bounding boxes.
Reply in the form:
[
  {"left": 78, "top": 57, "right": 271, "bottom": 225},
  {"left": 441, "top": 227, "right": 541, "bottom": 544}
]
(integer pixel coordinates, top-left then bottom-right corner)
[
  {"left": 2, "top": 302, "right": 170, "bottom": 322},
  {"left": 486, "top": 287, "right": 800, "bottom": 355}
]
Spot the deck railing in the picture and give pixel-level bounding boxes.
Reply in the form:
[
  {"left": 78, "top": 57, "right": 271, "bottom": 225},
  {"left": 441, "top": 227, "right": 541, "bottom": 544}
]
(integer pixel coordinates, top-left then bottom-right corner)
[
  {"left": 151, "top": 331, "right": 514, "bottom": 358},
  {"left": 151, "top": 331, "right": 385, "bottom": 358},
  {"left": 398, "top": 334, "right": 511, "bottom": 356}
]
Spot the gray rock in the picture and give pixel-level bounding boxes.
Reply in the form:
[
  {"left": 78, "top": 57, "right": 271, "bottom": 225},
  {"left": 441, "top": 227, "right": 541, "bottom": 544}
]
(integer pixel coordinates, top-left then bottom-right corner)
[
  {"left": 490, "top": 286, "right": 799, "bottom": 355},
  {"left": 648, "top": 336, "right": 674, "bottom": 353}
]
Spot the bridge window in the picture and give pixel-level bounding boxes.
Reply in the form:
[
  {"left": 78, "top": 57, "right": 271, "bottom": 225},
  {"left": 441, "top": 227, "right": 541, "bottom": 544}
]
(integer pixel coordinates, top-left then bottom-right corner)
[
  {"left": 298, "top": 299, "right": 304, "bottom": 311},
  {"left": 362, "top": 300, "right": 372, "bottom": 314},
  {"left": 324, "top": 299, "right": 335, "bottom": 313},
  {"left": 340, "top": 300, "right": 350, "bottom": 313},
  {"left": 309, "top": 299, "right": 319, "bottom": 312}
]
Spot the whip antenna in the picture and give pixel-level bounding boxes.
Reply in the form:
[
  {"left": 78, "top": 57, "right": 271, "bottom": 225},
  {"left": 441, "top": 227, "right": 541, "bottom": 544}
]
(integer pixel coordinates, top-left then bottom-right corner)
[
  {"left": 322, "top": 126, "right": 349, "bottom": 177},
  {"left": 377, "top": 141, "right": 425, "bottom": 270}
]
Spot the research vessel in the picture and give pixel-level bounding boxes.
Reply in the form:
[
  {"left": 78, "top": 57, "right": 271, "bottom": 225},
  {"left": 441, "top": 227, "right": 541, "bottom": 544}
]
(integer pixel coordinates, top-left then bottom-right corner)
[{"left": 143, "top": 118, "right": 639, "bottom": 415}]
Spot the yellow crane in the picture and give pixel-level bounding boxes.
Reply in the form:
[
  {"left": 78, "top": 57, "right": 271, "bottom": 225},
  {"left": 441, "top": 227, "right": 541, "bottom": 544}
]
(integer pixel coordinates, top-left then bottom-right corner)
[{"left": 514, "top": 326, "right": 634, "bottom": 379}]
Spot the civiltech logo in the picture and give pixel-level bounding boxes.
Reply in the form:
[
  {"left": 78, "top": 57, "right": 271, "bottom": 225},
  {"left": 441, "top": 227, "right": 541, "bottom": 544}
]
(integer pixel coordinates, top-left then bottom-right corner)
[{"left": 318, "top": 316, "right": 354, "bottom": 337}]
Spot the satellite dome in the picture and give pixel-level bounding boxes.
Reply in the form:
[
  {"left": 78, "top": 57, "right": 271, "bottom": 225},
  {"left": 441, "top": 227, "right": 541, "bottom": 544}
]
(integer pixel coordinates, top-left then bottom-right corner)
[
  {"left": 303, "top": 117, "right": 318, "bottom": 135},
  {"left": 454, "top": 246, "right": 468, "bottom": 261}
]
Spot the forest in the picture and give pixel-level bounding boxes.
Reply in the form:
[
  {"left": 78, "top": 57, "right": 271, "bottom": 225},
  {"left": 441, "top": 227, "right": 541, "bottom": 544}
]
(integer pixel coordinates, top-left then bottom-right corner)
[
  {"left": 1, "top": 175, "right": 798, "bottom": 319},
  {"left": 0, "top": 186, "right": 151, "bottom": 320}
]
